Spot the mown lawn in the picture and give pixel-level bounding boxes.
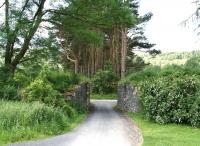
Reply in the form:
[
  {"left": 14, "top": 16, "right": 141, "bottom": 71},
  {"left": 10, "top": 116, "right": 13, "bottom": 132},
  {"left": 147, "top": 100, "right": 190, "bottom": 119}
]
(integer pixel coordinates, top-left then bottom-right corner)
[
  {"left": 129, "top": 113, "right": 200, "bottom": 146},
  {"left": 91, "top": 94, "right": 117, "bottom": 100}
]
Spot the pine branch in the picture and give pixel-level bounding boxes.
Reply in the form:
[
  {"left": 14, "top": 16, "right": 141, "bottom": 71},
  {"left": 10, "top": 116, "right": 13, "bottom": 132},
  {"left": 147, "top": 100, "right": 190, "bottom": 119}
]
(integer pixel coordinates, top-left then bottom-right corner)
[{"left": 0, "top": 2, "right": 5, "bottom": 9}]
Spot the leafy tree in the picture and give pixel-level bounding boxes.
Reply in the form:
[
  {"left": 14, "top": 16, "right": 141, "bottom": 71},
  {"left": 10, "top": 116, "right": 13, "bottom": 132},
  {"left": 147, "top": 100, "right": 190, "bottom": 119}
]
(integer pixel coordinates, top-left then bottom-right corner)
[
  {"left": 126, "top": 0, "right": 157, "bottom": 73},
  {"left": 0, "top": 0, "right": 68, "bottom": 79}
]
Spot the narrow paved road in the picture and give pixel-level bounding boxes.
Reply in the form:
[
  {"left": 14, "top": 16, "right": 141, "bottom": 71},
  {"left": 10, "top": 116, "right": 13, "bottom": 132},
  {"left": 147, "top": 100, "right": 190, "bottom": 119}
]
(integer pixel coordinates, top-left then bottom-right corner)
[{"left": 9, "top": 100, "right": 143, "bottom": 146}]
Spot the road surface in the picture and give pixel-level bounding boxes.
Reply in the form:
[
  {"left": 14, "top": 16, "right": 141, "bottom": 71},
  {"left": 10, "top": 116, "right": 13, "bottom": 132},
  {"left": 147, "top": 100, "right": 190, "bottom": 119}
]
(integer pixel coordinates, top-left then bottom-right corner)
[{"left": 9, "top": 100, "right": 143, "bottom": 146}]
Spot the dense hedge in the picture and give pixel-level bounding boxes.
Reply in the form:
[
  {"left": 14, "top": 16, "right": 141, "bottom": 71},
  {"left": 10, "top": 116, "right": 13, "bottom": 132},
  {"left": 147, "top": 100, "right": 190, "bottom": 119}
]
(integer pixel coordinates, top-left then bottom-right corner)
[
  {"left": 123, "top": 57, "right": 200, "bottom": 127},
  {"left": 140, "top": 75, "right": 200, "bottom": 127}
]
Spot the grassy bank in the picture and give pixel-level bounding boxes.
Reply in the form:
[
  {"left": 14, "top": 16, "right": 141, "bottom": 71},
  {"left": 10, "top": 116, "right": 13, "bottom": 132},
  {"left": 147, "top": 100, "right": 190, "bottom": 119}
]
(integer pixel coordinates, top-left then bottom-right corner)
[
  {"left": 0, "top": 101, "right": 86, "bottom": 145},
  {"left": 91, "top": 94, "right": 117, "bottom": 100},
  {"left": 129, "top": 113, "right": 200, "bottom": 146}
]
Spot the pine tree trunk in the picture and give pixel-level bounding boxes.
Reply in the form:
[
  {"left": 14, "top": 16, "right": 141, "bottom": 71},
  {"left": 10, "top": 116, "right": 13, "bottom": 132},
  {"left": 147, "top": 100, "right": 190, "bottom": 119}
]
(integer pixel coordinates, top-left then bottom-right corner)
[{"left": 120, "top": 26, "right": 127, "bottom": 78}]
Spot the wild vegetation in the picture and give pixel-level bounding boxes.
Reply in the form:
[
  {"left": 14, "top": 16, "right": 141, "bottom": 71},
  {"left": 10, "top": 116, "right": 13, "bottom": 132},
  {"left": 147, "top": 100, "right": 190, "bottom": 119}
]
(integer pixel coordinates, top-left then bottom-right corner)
[
  {"left": 122, "top": 55, "right": 200, "bottom": 127},
  {"left": 122, "top": 56, "right": 200, "bottom": 127},
  {"left": 0, "top": 0, "right": 154, "bottom": 144},
  {"left": 0, "top": 0, "right": 199, "bottom": 145},
  {"left": 122, "top": 53, "right": 200, "bottom": 145},
  {"left": 0, "top": 101, "right": 85, "bottom": 145}
]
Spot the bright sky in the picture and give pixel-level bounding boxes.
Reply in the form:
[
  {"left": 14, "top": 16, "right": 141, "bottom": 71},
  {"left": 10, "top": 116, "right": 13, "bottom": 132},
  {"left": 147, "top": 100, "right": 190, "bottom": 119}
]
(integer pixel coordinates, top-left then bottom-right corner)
[{"left": 139, "top": 0, "right": 200, "bottom": 52}]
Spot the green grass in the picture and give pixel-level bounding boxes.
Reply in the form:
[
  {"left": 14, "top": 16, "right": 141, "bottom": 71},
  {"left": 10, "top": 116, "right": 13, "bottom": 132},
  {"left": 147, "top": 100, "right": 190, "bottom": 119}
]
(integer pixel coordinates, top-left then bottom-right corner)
[
  {"left": 129, "top": 113, "right": 200, "bottom": 146},
  {"left": 91, "top": 94, "right": 117, "bottom": 100},
  {"left": 0, "top": 100, "right": 86, "bottom": 146}
]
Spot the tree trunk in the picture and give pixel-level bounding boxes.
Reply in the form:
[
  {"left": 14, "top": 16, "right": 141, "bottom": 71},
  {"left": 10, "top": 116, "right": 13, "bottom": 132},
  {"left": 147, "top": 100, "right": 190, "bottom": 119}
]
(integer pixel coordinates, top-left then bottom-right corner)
[
  {"left": 75, "top": 60, "right": 78, "bottom": 74},
  {"left": 4, "top": 0, "right": 46, "bottom": 78},
  {"left": 121, "top": 26, "right": 127, "bottom": 78}
]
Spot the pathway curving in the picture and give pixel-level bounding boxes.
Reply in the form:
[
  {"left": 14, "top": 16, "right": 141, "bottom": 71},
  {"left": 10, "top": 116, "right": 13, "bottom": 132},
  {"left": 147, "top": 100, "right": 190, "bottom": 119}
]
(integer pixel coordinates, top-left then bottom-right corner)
[{"left": 9, "top": 100, "right": 143, "bottom": 146}]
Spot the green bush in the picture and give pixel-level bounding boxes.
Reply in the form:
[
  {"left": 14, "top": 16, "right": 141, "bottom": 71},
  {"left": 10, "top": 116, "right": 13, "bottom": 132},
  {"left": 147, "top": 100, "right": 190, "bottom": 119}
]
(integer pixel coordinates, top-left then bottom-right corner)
[
  {"left": 91, "top": 69, "right": 119, "bottom": 94},
  {"left": 46, "top": 70, "right": 80, "bottom": 93},
  {"left": 139, "top": 75, "right": 200, "bottom": 127},
  {"left": 121, "top": 66, "right": 161, "bottom": 85},
  {"left": 14, "top": 72, "right": 33, "bottom": 88},
  {"left": 62, "top": 104, "right": 77, "bottom": 118},
  {"left": 0, "top": 84, "right": 20, "bottom": 100},
  {"left": 189, "top": 97, "right": 200, "bottom": 127},
  {"left": 0, "top": 67, "right": 20, "bottom": 100},
  {"left": 21, "top": 67, "right": 81, "bottom": 107},
  {"left": 185, "top": 56, "right": 200, "bottom": 68},
  {"left": 21, "top": 77, "right": 61, "bottom": 106}
]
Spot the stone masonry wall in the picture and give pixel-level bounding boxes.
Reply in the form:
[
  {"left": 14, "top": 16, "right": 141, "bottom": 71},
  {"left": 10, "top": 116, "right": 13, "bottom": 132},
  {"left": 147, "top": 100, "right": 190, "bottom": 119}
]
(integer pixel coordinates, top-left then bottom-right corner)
[
  {"left": 117, "top": 84, "right": 140, "bottom": 112},
  {"left": 65, "top": 82, "right": 90, "bottom": 110}
]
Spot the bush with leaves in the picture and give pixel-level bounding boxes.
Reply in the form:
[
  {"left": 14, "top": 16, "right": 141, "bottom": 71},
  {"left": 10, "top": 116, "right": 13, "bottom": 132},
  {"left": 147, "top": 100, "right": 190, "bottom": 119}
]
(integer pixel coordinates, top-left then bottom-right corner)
[
  {"left": 0, "top": 67, "right": 21, "bottom": 100},
  {"left": 185, "top": 56, "right": 200, "bottom": 68},
  {"left": 139, "top": 75, "right": 200, "bottom": 127},
  {"left": 91, "top": 69, "right": 119, "bottom": 94},
  {"left": 21, "top": 77, "right": 61, "bottom": 106},
  {"left": 20, "top": 67, "right": 84, "bottom": 117},
  {"left": 46, "top": 70, "right": 80, "bottom": 93}
]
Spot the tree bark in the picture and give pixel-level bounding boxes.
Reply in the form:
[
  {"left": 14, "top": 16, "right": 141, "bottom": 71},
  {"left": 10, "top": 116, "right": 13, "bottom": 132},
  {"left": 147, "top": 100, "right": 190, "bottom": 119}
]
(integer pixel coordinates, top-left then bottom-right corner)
[{"left": 121, "top": 26, "right": 127, "bottom": 78}]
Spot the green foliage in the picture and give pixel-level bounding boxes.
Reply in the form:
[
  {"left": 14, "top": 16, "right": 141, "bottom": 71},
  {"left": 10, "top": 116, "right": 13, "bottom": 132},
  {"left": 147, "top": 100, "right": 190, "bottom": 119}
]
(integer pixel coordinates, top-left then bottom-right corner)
[
  {"left": 121, "top": 66, "right": 160, "bottom": 84},
  {"left": 0, "top": 67, "right": 20, "bottom": 100},
  {"left": 185, "top": 56, "right": 200, "bottom": 68},
  {"left": 0, "top": 101, "right": 68, "bottom": 132},
  {"left": 139, "top": 75, "right": 200, "bottom": 127},
  {"left": 0, "top": 100, "right": 85, "bottom": 145},
  {"left": 123, "top": 58, "right": 200, "bottom": 127},
  {"left": 21, "top": 67, "right": 80, "bottom": 108},
  {"left": 21, "top": 78, "right": 61, "bottom": 106},
  {"left": 14, "top": 72, "right": 33, "bottom": 88},
  {"left": 91, "top": 69, "right": 119, "bottom": 94},
  {"left": 126, "top": 55, "right": 148, "bottom": 74},
  {"left": 189, "top": 97, "right": 200, "bottom": 127},
  {"left": 46, "top": 70, "right": 80, "bottom": 93}
]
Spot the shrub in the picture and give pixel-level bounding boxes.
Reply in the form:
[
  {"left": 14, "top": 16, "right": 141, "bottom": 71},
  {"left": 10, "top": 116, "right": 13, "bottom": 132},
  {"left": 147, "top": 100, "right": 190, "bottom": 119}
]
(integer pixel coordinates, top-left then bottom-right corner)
[
  {"left": 21, "top": 78, "right": 61, "bottom": 106},
  {"left": 62, "top": 104, "right": 77, "bottom": 118},
  {"left": 46, "top": 70, "right": 80, "bottom": 93},
  {"left": 139, "top": 75, "right": 200, "bottom": 127},
  {"left": 0, "top": 67, "right": 20, "bottom": 100},
  {"left": 189, "top": 97, "right": 200, "bottom": 127},
  {"left": 185, "top": 56, "right": 200, "bottom": 69},
  {"left": 14, "top": 72, "right": 32, "bottom": 88},
  {"left": 91, "top": 69, "right": 119, "bottom": 94},
  {"left": 0, "top": 84, "right": 20, "bottom": 100},
  {"left": 21, "top": 67, "right": 81, "bottom": 106},
  {"left": 120, "top": 66, "right": 161, "bottom": 85}
]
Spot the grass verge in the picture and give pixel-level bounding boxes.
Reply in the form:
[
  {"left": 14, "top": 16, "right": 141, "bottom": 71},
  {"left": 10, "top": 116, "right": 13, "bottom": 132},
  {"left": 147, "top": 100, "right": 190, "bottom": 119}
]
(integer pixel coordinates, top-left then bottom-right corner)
[
  {"left": 0, "top": 100, "right": 86, "bottom": 146},
  {"left": 91, "top": 94, "right": 117, "bottom": 100},
  {"left": 128, "top": 113, "right": 200, "bottom": 146}
]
